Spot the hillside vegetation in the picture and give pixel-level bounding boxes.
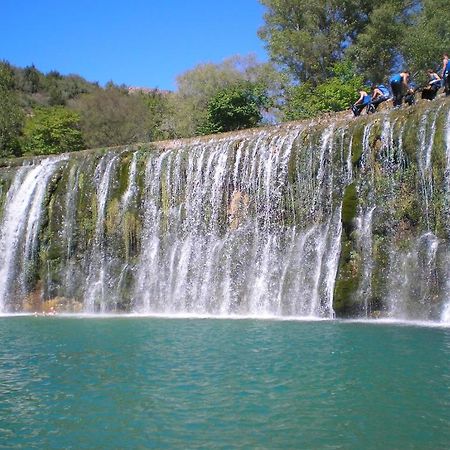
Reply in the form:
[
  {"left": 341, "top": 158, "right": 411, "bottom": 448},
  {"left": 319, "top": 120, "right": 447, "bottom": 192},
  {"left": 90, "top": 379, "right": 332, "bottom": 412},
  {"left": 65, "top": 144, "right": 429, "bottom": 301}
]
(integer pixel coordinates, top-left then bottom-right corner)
[{"left": 0, "top": 0, "right": 449, "bottom": 157}]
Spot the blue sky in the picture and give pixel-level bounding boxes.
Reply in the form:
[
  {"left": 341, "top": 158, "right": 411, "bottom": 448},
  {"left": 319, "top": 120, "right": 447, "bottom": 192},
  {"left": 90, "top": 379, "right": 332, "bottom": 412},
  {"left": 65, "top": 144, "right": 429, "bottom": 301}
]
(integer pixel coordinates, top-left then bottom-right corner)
[{"left": 1, "top": 0, "right": 268, "bottom": 91}]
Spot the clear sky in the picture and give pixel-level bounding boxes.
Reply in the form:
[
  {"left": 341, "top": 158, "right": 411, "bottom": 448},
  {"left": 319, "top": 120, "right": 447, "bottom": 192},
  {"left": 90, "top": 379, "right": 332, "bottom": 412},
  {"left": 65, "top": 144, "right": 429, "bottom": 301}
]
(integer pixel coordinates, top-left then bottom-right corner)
[{"left": 1, "top": 0, "right": 268, "bottom": 91}]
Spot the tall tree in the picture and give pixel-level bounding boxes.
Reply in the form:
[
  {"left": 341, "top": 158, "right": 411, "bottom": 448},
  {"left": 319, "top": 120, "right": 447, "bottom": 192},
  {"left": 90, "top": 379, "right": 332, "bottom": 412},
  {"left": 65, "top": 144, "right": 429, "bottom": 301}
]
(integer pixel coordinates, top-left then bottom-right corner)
[
  {"left": 348, "top": 1, "right": 416, "bottom": 82},
  {"left": 402, "top": 0, "right": 450, "bottom": 77},
  {"left": 71, "top": 86, "right": 152, "bottom": 148},
  {"left": 258, "top": 0, "right": 375, "bottom": 83},
  {"left": 258, "top": 0, "right": 417, "bottom": 83},
  {"left": 0, "top": 90, "right": 24, "bottom": 157}
]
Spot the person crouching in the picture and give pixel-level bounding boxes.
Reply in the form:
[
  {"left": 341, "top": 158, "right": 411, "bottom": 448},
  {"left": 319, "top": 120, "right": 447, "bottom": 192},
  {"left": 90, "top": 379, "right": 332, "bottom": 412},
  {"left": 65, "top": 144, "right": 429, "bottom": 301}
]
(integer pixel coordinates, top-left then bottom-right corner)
[
  {"left": 367, "top": 84, "right": 391, "bottom": 113},
  {"left": 421, "top": 69, "right": 441, "bottom": 101},
  {"left": 352, "top": 90, "right": 372, "bottom": 116},
  {"left": 389, "top": 71, "right": 410, "bottom": 107}
]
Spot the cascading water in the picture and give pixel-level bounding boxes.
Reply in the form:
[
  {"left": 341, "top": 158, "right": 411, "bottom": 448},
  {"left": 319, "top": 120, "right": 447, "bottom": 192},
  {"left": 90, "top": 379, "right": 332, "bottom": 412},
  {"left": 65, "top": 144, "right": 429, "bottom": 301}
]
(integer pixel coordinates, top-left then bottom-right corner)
[
  {"left": 84, "top": 153, "right": 121, "bottom": 312},
  {"left": 0, "top": 99, "right": 449, "bottom": 320},
  {"left": 0, "top": 157, "right": 66, "bottom": 312},
  {"left": 441, "top": 109, "right": 450, "bottom": 322},
  {"left": 132, "top": 127, "right": 342, "bottom": 317}
]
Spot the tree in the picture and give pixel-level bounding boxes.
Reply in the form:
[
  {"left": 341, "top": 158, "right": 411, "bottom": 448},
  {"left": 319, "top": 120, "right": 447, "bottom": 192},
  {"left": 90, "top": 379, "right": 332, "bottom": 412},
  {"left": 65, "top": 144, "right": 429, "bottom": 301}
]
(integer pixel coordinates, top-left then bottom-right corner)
[
  {"left": 70, "top": 85, "right": 153, "bottom": 148},
  {"left": 136, "top": 89, "right": 173, "bottom": 142},
  {"left": 402, "top": 0, "right": 450, "bottom": 78},
  {"left": 258, "top": 0, "right": 376, "bottom": 83},
  {"left": 0, "top": 60, "right": 16, "bottom": 90},
  {"left": 258, "top": 0, "right": 418, "bottom": 84},
  {"left": 198, "top": 83, "right": 269, "bottom": 135},
  {"left": 0, "top": 89, "right": 24, "bottom": 157},
  {"left": 348, "top": 1, "right": 414, "bottom": 82},
  {"left": 282, "top": 61, "right": 365, "bottom": 120},
  {"left": 168, "top": 55, "right": 283, "bottom": 137},
  {"left": 0, "top": 61, "right": 24, "bottom": 157},
  {"left": 23, "top": 107, "right": 84, "bottom": 155},
  {"left": 21, "top": 64, "right": 42, "bottom": 93}
]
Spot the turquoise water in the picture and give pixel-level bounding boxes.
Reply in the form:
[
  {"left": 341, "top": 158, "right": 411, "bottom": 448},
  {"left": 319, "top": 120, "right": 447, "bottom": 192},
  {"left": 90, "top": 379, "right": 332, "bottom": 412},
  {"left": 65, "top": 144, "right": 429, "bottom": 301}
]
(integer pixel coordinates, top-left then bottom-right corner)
[{"left": 0, "top": 317, "right": 449, "bottom": 449}]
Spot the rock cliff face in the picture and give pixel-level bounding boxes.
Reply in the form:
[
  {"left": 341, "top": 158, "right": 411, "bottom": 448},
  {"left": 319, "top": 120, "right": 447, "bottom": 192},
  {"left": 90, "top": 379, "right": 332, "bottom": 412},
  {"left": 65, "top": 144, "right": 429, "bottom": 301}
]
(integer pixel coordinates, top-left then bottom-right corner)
[{"left": 0, "top": 99, "right": 449, "bottom": 320}]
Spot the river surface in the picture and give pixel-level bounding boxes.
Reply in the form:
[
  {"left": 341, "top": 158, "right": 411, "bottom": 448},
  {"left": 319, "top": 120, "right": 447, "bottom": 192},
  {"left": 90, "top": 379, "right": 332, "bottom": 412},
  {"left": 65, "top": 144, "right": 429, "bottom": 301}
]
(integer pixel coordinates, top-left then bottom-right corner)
[{"left": 0, "top": 317, "right": 449, "bottom": 449}]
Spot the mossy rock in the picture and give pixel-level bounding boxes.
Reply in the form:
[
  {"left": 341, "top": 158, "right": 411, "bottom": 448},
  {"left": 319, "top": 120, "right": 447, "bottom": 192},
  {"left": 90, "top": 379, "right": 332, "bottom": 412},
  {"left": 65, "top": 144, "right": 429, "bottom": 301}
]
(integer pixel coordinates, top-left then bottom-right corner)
[{"left": 341, "top": 182, "right": 358, "bottom": 233}]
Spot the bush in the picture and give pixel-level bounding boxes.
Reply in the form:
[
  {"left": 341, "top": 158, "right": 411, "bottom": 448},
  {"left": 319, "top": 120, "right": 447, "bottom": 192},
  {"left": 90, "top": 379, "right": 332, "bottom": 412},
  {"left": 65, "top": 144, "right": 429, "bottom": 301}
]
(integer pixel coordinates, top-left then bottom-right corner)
[
  {"left": 198, "top": 83, "right": 269, "bottom": 135},
  {"left": 23, "top": 106, "right": 84, "bottom": 155},
  {"left": 283, "top": 61, "right": 365, "bottom": 120}
]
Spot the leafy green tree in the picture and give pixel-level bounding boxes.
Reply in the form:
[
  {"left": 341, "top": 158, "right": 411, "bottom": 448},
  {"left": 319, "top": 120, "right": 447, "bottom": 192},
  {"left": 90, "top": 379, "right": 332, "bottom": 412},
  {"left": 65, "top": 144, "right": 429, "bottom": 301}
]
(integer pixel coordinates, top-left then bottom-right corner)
[
  {"left": 168, "top": 55, "right": 282, "bottom": 137},
  {"left": 0, "top": 61, "right": 23, "bottom": 157},
  {"left": 0, "top": 89, "right": 24, "bottom": 157},
  {"left": 348, "top": 1, "right": 413, "bottom": 82},
  {"left": 198, "top": 83, "right": 269, "bottom": 135},
  {"left": 21, "top": 64, "right": 42, "bottom": 93},
  {"left": 23, "top": 107, "right": 84, "bottom": 155},
  {"left": 136, "top": 89, "right": 173, "bottom": 142},
  {"left": 71, "top": 86, "right": 152, "bottom": 148},
  {"left": 402, "top": 0, "right": 450, "bottom": 77},
  {"left": 258, "top": 0, "right": 420, "bottom": 84},
  {"left": 258, "top": 0, "right": 378, "bottom": 83},
  {"left": 283, "top": 61, "right": 364, "bottom": 120},
  {"left": 0, "top": 61, "right": 16, "bottom": 90}
]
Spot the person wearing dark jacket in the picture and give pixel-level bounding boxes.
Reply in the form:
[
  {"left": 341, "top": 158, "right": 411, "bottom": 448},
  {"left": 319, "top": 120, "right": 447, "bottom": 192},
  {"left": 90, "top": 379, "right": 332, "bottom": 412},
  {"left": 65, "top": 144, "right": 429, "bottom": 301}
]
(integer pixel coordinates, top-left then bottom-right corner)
[{"left": 421, "top": 69, "right": 441, "bottom": 100}]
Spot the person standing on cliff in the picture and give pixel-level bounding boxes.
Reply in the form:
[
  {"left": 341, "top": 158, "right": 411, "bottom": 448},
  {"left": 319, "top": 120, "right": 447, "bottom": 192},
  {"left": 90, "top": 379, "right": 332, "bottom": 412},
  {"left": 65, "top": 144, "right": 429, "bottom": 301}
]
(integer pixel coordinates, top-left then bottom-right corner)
[
  {"left": 389, "top": 71, "right": 410, "bottom": 107},
  {"left": 442, "top": 53, "right": 449, "bottom": 96}
]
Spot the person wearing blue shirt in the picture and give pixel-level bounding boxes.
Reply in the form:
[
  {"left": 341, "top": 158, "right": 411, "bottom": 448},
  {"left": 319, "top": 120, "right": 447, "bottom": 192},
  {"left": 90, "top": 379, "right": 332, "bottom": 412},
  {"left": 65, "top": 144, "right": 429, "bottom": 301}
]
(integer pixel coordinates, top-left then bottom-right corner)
[
  {"left": 389, "top": 71, "right": 410, "bottom": 107},
  {"left": 442, "top": 53, "right": 449, "bottom": 96},
  {"left": 367, "top": 84, "right": 391, "bottom": 113},
  {"left": 351, "top": 90, "right": 372, "bottom": 116}
]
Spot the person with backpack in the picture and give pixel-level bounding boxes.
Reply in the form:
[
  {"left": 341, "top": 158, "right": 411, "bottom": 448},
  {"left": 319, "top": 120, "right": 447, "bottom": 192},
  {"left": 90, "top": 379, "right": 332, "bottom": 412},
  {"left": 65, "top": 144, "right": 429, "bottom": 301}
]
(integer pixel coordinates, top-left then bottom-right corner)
[
  {"left": 367, "top": 84, "right": 391, "bottom": 113},
  {"left": 389, "top": 71, "right": 410, "bottom": 107}
]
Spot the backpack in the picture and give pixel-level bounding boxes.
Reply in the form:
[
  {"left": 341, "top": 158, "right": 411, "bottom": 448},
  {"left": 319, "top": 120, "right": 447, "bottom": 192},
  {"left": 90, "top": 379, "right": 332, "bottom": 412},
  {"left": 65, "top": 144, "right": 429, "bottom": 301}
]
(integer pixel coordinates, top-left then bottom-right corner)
[{"left": 378, "top": 84, "right": 390, "bottom": 97}]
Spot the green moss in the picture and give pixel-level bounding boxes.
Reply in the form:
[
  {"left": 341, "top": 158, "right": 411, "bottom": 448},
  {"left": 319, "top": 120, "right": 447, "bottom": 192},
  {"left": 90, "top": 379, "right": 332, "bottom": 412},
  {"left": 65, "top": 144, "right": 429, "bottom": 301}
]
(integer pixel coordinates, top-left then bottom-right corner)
[
  {"left": 106, "top": 198, "right": 121, "bottom": 235},
  {"left": 341, "top": 182, "right": 358, "bottom": 232},
  {"left": 287, "top": 144, "right": 298, "bottom": 184},
  {"left": 333, "top": 241, "right": 362, "bottom": 316},
  {"left": 123, "top": 211, "right": 141, "bottom": 259},
  {"left": 350, "top": 123, "right": 364, "bottom": 164}
]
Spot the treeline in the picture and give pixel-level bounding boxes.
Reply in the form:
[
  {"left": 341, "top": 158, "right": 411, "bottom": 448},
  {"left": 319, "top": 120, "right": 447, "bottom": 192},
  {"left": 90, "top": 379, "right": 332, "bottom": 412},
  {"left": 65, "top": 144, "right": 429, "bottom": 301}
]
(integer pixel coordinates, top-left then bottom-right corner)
[
  {"left": 1, "top": 0, "right": 449, "bottom": 157},
  {"left": 0, "top": 56, "right": 279, "bottom": 158}
]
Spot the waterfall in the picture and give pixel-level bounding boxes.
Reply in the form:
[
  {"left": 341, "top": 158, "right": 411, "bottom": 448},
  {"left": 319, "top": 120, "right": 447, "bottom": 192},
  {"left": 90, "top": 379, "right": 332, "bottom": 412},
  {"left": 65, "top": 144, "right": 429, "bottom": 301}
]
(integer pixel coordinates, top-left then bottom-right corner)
[
  {"left": 441, "top": 109, "right": 450, "bottom": 322},
  {"left": 387, "top": 232, "right": 439, "bottom": 319},
  {"left": 0, "top": 100, "right": 449, "bottom": 320},
  {"left": 0, "top": 158, "right": 66, "bottom": 312},
  {"left": 84, "top": 153, "right": 120, "bottom": 312},
  {"left": 129, "top": 125, "right": 343, "bottom": 317},
  {"left": 418, "top": 105, "right": 443, "bottom": 228},
  {"left": 355, "top": 206, "right": 376, "bottom": 316}
]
